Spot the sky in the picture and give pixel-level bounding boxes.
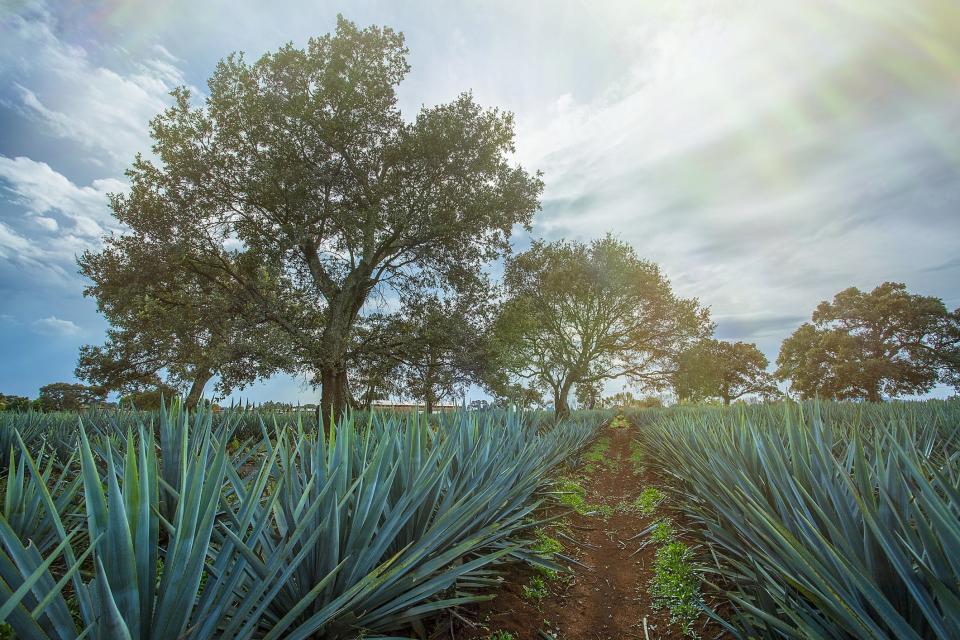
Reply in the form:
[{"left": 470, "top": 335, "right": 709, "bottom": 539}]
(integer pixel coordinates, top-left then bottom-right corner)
[{"left": 1, "top": 0, "right": 959, "bottom": 404}]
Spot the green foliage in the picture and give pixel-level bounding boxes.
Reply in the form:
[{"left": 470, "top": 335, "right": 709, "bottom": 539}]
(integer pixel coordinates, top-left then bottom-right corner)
[
  {"left": 485, "top": 631, "right": 516, "bottom": 640},
  {"left": 673, "top": 339, "right": 779, "bottom": 404},
  {"left": 650, "top": 518, "right": 675, "bottom": 544},
  {"left": 629, "top": 441, "right": 644, "bottom": 472},
  {"left": 582, "top": 436, "right": 610, "bottom": 472},
  {"left": 488, "top": 235, "right": 712, "bottom": 417},
  {"left": 634, "top": 487, "right": 665, "bottom": 516},
  {"left": 35, "top": 383, "right": 106, "bottom": 412},
  {"left": 531, "top": 531, "right": 563, "bottom": 556},
  {"left": 554, "top": 478, "right": 589, "bottom": 513},
  {"left": 119, "top": 384, "right": 181, "bottom": 410},
  {"left": 0, "top": 395, "right": 30, "bottom": 413},
  {"left": 776, "top": 282, "right": 960, "bottom": 400},
  {"left": 636, "top": 399, "right": 960, "bottom": 639},
  {"left": 649, "top": 542, "right": 702, "bottom": 635},
  {"left": 522, "top": 575, "right": 549, "bottom": 602}
]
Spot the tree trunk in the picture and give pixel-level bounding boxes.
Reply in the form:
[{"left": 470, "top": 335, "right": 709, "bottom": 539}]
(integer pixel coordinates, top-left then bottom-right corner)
[
  {"left": 424, "top": 362, "right": 436, "bottom": 414},
  {"left": 554, "top": 379, "right": 574, "bottom": 420},
  {"left": 866, "top": 387, "right": 881, "bottom": 403},
  {"left": 185, "top": 368, "right": 212, "bottom": 409},
  {"left": 319, "top": 366, "right": 350, "bottom": 435}
]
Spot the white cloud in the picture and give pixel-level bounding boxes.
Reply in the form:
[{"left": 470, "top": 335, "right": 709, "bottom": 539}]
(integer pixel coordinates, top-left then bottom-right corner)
[
  {"left": 505, "top": 0, "right": 960, "bottom": 360},
  {"left": 0, "top": 155, "right": 126, "bottom": 287},
  {"left": 0, "top": 5, "right": 188, "bottom": 170},
  {"left": 32, "top": 216, "right": 58, "bottom": 231},
  {"left": 33, "top": 316, "right": 81, "bottom": 336},
  {"left": 0, "top": 155, "right": 124, "bottom": 238}
]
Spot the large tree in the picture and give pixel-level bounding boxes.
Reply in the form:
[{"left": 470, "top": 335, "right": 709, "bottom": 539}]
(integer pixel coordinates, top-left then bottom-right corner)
[
  {"left": 776, "top": 282, "right": 960, "bottom": 401},
  {"left": 105, "top": 17, "right": 541, "bottom": 420},
  {"left": 672, "top": 339, "right": 780, "bottom": 404},
  {"left": 78, "top": 237, "right": 290, "bottom": 408},
  {"left": 490, "top": 235, "right": 712, "bottom": 417}
]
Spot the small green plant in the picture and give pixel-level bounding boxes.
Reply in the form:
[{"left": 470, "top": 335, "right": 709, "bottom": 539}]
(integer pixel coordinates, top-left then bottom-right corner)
[
  {"left": 651, "top": 518, "right": 675, "bottom": 543},
  {"left": 532, "top": 531, "right": 563, "bottom": 555},
  {"left": 556, "top": 478, "right": 589, "bottom": 513},
  {"left": 486, "top": 632, "right": 516, "bottom": 640},
  {"left": 593, "top": 502, "right": 615, "bottom": 518},
  {"left": 610, "top": 415, "right": 630, "bottom": 429},
  {"left": 629, "top": 441, "right": 644, "bottom": 472},
  {"left": 531, "top": 530, "right": 565, "bottom": 579},
  {"left": 583, "top": 436, "right": 610, "bottom": 472},
  {"left": 522, "top": 575, "right": 550, "bottom": 601},
  {"left": 650, "top": 541, "right": 702, "bottom": 635},
  {"left": 635, "top": 487, "right": 665, "bottom": 515}
]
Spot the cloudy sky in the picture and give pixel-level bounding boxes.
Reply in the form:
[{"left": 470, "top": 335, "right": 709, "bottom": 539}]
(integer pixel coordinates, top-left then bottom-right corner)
[{"left": 1, "top": 0, "right": 959, "bottom": 403}]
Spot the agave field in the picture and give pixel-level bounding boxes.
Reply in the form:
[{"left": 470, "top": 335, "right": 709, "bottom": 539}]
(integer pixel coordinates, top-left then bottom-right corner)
[
  {"left": 631, "top": 399, "right": 960, "bottom": 640},
  {"left": 0, "top": 405, "right": 603, "bottom": 639},
  {"left": 2, "top": 400, "right": 959, "bottom": 639}
]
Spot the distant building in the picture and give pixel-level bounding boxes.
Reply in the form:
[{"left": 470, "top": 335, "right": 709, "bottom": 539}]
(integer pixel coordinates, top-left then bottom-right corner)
[{"left": 369, "top": 401, "right": 460, "bottom": 414}]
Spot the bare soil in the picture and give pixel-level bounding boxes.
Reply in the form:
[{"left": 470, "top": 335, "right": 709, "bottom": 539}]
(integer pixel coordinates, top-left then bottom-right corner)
[{"left": 454, "top": 421, "right": 728, "bottom": 640}]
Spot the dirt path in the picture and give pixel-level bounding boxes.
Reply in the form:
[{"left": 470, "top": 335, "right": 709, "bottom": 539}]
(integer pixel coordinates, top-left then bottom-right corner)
[{"left": 460, "top": 419, "right": 723, "bottom": 640}]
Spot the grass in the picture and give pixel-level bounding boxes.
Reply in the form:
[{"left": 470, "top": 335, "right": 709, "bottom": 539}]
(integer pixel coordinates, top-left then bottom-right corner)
[
  {"left": 650, "top": 518, "right": 675, "bottom": 544},
  {"left": 649, "top": 541, "right": 703, "bottom": 636},
  {"left": 629, "top": 441, "right": 644, "bottom": 472},
  {"left": 555, "top": 478, "right": 590, "bottom": 513},
  {"left": 582, "top": 436, "right": 611, "bottom": 472},
  {"left": 634, "top": 487, "right": 665, "bottom": 515},
  {"left": 485, "top": 632, "right": 516, "bottom": 640}
]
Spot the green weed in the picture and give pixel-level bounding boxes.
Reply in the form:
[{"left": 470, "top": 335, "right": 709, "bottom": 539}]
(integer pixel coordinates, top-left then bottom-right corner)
[
  {"left": 651, "top": 518, "right": 675, "bottom": 543},
  {"left": 522, "top": 575, "right": 550, "bottom": 601},
  {"left": 649, "top": 541, "right": 702, "bottom": 636},
  {"left": 634, "top": 487, "right": 665, "bottom": 515}
]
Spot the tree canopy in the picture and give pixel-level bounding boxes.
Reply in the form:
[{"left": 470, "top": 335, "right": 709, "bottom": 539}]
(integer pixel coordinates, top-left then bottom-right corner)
[
  {"left": 488, "top": 235, "right": 712, "bottom": 416},
  {"left": 36, "top": 383, "right": 106, "bottom": 412},
  {"left": 776, "top": 282, "right": 960, "bottom": 401},
  {"left": 78, "top": 236, "right": 290, "bottom": 407},
  {"left": 672, "top": 339, "right": 780, "bottom": 404},
  {"left": 98, "top": 16, "right": 541, "bottom": 421}
]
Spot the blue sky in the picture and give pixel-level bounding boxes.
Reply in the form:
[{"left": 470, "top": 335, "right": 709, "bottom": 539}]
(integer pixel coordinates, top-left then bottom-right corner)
[{"left": 1, "top": 0, "right": 959, "bottom": 403}]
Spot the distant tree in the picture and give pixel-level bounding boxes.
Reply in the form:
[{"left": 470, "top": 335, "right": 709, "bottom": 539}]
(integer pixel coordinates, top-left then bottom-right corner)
[
  {"left": 36, "top": 383, "right": 106, "bottom": 412},
  {"left": 256, "top": 401, "right": 295, "bottom": 413},
  {"left": 345, "top": 292, "right": 490, "bottom": 412},
  {"left": 673, "top": 339, "right": 780, "bottom": 405},
  {"left": 105, "top": 17, "right": 541, "bottom": 423},
  {"left": 601, "top": 391, "right": 663, "bottom": 409},
  {"left": 575, "top": 378, "right": 603, "bottom": 410},
  {"left": 635, "top": 395, "right": 664, "bottom": 409},
  {"left": 393, "top": 294, "right": 490, "bottom": 413},
  {"left": 489, "top": 236, "right": 712, "bottom": 417},
  {"left": 468, "top": 399, "right": 490, "bottom": 411},
  {"left": 776, "top": 282, "right": 960, "bottom": 401},
  {"left": 0, "top": 394, "right": 31, "bottom": 412},
  {"left": 118, "top": 383, "right": 181, "bottom": 410},
  {"left": 78, "top": 237, "right": 291, "bottom": 409},
  {"left": 347, "top": 316, "right": 404, "bottom": 409}
]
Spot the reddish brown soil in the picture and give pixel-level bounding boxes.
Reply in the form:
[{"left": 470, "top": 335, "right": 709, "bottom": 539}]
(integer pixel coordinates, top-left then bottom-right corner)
[{"left": 455, "top": 421, "right": 727, "bottom": 640}]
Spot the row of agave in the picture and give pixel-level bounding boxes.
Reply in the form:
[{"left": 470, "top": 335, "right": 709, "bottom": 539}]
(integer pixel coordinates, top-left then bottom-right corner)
[
  {"left": 631, "top": 399, "right": 960, "bottom": 640},
  {"left": 1, "top": 404, "right": 603, "bottom": 638}
]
